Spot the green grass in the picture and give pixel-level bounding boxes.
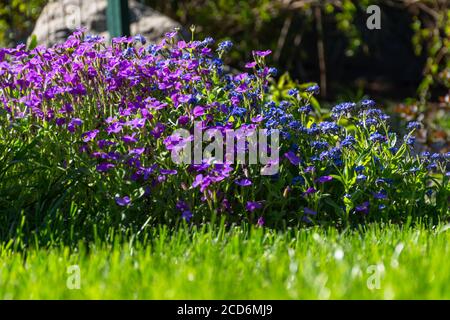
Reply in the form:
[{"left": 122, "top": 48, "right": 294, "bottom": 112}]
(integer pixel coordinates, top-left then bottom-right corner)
[{"left": 1, "top": 223, "right": 450, "bottom": 299}]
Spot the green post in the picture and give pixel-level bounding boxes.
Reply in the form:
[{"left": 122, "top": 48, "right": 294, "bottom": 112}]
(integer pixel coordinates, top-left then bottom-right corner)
[{"left": 107, "top": 0, "right": 131, "bottom": 38}]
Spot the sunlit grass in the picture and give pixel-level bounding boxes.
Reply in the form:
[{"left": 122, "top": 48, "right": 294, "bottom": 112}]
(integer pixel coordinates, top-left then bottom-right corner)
[{"left": 1, "top": 223, "right": 450, "bottom": 299}]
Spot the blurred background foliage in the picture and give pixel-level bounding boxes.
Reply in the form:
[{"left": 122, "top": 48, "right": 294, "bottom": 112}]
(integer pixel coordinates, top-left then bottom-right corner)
[
  {"left": 0, "top": 0, "right": 449, "bottom": 149},
  {"left": 0, "top": 0, "right": 46, "bottom": 46}
]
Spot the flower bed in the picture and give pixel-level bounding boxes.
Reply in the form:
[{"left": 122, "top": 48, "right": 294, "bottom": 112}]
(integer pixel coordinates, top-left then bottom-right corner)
[{"left": 0, "top": 29, "right": 448, "bottom": 228}]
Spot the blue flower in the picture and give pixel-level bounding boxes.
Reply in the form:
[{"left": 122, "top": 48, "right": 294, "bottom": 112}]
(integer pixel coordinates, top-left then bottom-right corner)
[
  {"left": 304, "top": 207, "right": 317, "bottom": 215},
  {"left": 202, "top": 37, "right": 215, "bottom": 46},
  {"left": 307, "top": 123, "right": 320, "bottom": 136},
  {"left": 182, "top": 210, "right": 193, "bottom": 221},
  {"left": 285, "top": 151, "right": 301, "bottom": 165},
  {"left": 362, "top": 108, "right": 389, "bottom": 121},
  {"left": 292, "top": 176, "right": 305, "bottom": 185},
  {"left": 331, "top": 102, "right": 355, "bottom": 118},
  {"left": 319, "top": 121, "right": 339, "bottom": 134},
  {"left": 311, "top": 140, "right": 329, "bottom": 150},
  {"left": 279, "top": 100, "right": 291, "bottom": 109},
  {"left": 341, "top": 135, "right": 356, "bottom": 148},
  {"left": 268, "top": 67, "right": 278, "bottom": 76},
  {"left": 356, "top": 174, "right": 367, "bottom": 183},
  {"left": 431, "top": 153, "right": 442, "bottom": 162},
  {"left": 84, "top": 34, "right": 102, "bottom": 43},
  {"left": 355, "top": 201, "right": 370, "bottom": 214},
  {"left": 406, "top": 121, "right": 421, "bottom": 130},
  {"left": 288, "top": 120, "right": 301, "bottom": 130},
  {"left": 369, "top": 132, "right": 386, "bottom": 143},
  {"left": 115, "top": 196, "right": 131, "bottom": 206},
  {"left": 217, "top": 40, "right": 233, "bottom": 52},
  {"left": 305, "top": 84, "right": 320, "bottom": 95},
  {"left": 134, "top": 34, "right": 147, "bottom": 45},
  {"left": 355, "top": 165, "right": 365, "bottom": 173},
  {"left": 421, "top": 151, "right": 431, "bottom": 158},
  {"left": 361, "top": 99, "right": 376, "bottom": 109},
  {"left": 389, "top": 147, "right": 399, "bottom": 154},
  {"left": 288, "top": 88, "right": 299, "bottom": 96},
  {"left": 230, "top": 107, "right": 247, "bottom": 117},
  {"left": 298, "top": 104, "right": 313, "bottom": 114},
  {"left": 404, "top": 135, "right": 415, "bottom": 146},
  {"left": 375, "top": 178, "right": 394, "bottom": 186},
  {"left": 360, "top": 118, "right": 378, "bottom": 127},
  {"left": 319, "top": 151, "right": 329, "bottom": 161},
  {"left": 317, "top": 175, "right": 333, "bottom": 183},
  {"left": 373, "top": 190, "right": 387, "bottom": 200},
  {"left": 122, "top": 48, "right": 134, "bottom": 58},
  {"left": 409, "top": 167, "right": 420, "bottom": 173}
]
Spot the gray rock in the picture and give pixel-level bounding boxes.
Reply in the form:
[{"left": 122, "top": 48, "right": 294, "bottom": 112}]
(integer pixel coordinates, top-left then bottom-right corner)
[{"left": 29, "top": 0, "right": 181, "bottom": 47}]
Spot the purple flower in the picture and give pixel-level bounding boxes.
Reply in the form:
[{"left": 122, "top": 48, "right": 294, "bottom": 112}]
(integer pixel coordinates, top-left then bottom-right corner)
[
  {"left": 304, "top": 207, "right": 317, "bottom": 215},
  {"left": 160, "top": 169, "right": 177, "bottom": 175},
  {"left": 235, "top": 178, "right": 252, "bottom": 187},
  {"left": 129, "top": 147, "right": 145, "bottom": 156},
  {"left": 373, "top": 190, "right": 387, "bottom": 200},
  {"left": 150, "top": 123, "right": 165, "bottom": 139},
  {"left": 115, "top": 196, "right": 131, "bottom": 206},
  {"left": 253, "top": 50, "right": 271, "bottom": 57},
  {"left": 245, "top": 62, "right": 257, "bottom": 68},
  {"left": 176, "top": 200, "right": 193, "bottom": 221},
  {"left": 106, "top": 122, "right": 122, "bottom": 135},
  {"left": 178, "top": 115, "right": 189, "bottom": 125},
  {"left": 68, "top": 118, "right": 83, "bottom": 133},
  {"left": 355, "top": 201, "right": 370, "bottom": 214},
  {"left": 284, "top": 151, "right": 301, "bottom": 166},
  {"left": 257, "top": 216, "right": 265, "bottom": 227},
  {"left": 96, "top": 163, "right": 115, "bottom": 172},
  {"left": 304, "top": 166, "right": 315, "bottom": 174},
  {"left": 251, "top": 115, "right": 264, "bottom": 123},
  {"left": 122, "top": 134, "right": 138, "bottom": 144},
  {"left": 316, "top": 175, "right": 333, "bottom": 183},
  {"left": 193, "top": 106, "right": 205, "bottom": 118},
  {"left": 82, "top": 129, "right": 99, "bottom": 142},
  {"left": 192, "top": 174, "right": 211, "bottom": 192},
  {"left": 182, "top": 210, "right": 193, "bottom": 221},
  {"left": 302, "top": 187, "right": 317, "bottom": 197},
  {"left": 246, "top": 201, "right": 263, "bottom": 212}
]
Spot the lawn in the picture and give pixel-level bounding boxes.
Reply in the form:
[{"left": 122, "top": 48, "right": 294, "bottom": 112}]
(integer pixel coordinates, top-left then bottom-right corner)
[
  {"left": 1, "top": 223, "right": 450, "bottom": 299},
  {"left": 0, "top": 28, "right": 448, "bottom": 302}
]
